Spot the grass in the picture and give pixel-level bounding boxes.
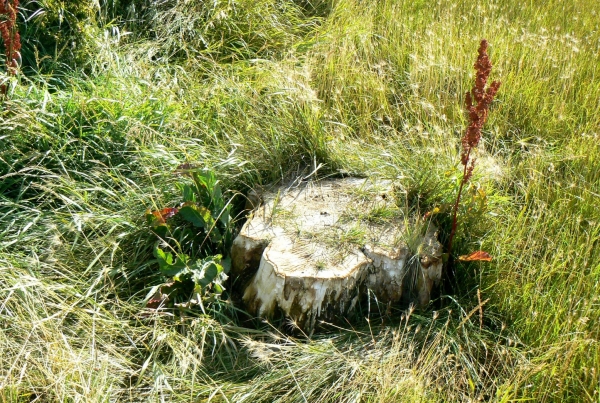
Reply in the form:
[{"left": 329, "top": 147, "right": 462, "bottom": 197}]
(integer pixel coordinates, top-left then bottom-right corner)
[{"left": 0, "top": 0, "right": 599, "bottom": 401}]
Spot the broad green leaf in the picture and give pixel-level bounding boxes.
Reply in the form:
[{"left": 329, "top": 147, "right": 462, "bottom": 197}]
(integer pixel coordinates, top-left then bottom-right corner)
[
  {"left": 194, "top": 260, "right": 223, "bottom": 288},
  {"left": 154, "top": 246, "right": 189, "bottom": 277},
  {"left": 161, "top": 262, "right": 187, "bottom": 277},
  {"left": 193, "top": 172, "right": 210, "bottom": 193},
  {"left": 179, "top": 204, "right": 212, "bottom": 228},
  {"left": 182, "top": 184, "right": 195, "bottom": 203},
  {"left": 152, "top": 224, "right": 169, "bottom": 239},
  {"left": 204, "top": 261, "right": 221, "bottom": 279},
  {"left": 221, "top": 256, "right": 231, "bottom": 274},
  {"left": 154, "top": 246, "right": 173, "bottom": 266}
]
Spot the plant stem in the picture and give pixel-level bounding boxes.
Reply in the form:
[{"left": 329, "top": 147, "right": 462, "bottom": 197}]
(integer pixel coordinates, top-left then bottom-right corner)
[{"left": 447, "top": 147, "right": 471, "bottom": 257}]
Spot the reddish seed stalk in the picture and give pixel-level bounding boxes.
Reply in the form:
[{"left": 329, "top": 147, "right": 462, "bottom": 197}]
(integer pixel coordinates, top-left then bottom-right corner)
[
  {"left": 447, "top": 40, "right": 501, "bottom": 257},
  {"left": 0, "top": 0, "right": 21, "bottom": 97}
]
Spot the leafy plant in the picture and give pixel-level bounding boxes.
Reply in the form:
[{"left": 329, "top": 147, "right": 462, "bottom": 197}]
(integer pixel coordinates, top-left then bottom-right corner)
[{"left": 145, "top": 166, "right": 236, "bottom": 308}]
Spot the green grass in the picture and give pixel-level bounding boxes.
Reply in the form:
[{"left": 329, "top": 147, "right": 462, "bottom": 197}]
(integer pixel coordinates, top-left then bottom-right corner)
[{"left": 1, "top": 0, "right": 599, "bottom": 401}]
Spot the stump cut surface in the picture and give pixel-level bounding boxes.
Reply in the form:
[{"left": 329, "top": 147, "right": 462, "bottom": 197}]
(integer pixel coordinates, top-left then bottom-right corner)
[{"left": 231, "top": 178, "right": 442, "bottom": 329}]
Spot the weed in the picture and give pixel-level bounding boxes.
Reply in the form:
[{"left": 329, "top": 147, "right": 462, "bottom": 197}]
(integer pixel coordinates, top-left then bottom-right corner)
[
  {"left": 0, "top": 0, "right": 20, "bottom": 97},
  {"left": 447, "top": 39, "right": 500, "bottom": 257},
  {"left": 146, "top": 166, "right": 235, "bottom": 308}
]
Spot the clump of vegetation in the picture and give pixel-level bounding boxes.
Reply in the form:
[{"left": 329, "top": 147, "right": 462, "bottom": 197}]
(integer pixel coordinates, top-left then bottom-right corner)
[
  {"left": 114, "top": 0, "right": 322, "bottom": 63},
  {"left": 145, "top": 166, "right": 235, "bottom": 309},
  {"left": 19, "top": 1, "right": 101, "bottom": 71}
]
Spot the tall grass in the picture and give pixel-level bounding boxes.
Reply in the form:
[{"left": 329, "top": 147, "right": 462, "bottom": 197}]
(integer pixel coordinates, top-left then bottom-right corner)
[{"left": 0, "top": 0, "right": 598, "bottom": 401}]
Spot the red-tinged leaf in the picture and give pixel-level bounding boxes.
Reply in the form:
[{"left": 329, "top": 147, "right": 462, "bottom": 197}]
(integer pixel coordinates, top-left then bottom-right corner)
[
  {"left": 146, "top": 295, "right": 162, "bottom": 309},
  {"left": 149, "top": 211, "right": 165, "bottom": 224},
  {"left": 160, "top": 207, "right": 179, "bottom": 220},
  {"left": 150, "top": 207, "right": 179, "bottom": 224},
  {"left": 458, "top": 250, "right": 493, "bottom": 262},
  {"left": 146, "top": 287, "right": 165, "bottom": 309},
  {"left": 145, "top": 282, "right": 176, "bottom": 310}
]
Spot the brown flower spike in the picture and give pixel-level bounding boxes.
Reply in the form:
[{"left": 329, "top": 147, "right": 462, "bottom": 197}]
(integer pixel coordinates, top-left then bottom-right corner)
[
  {"left": 447, "top": 40, "right": 501, "bottom": 256},
  {"left": 461, "top": 40, "right": 501, "bottom": 182},
  {"left": 0, "top": 0, "right": 21, "bottom": 97}
]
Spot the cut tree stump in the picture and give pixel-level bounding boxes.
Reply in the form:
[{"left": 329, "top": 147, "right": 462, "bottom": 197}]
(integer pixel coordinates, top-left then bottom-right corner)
[{"left": 231, "top": 178, "right": 442, "bottom": 329}]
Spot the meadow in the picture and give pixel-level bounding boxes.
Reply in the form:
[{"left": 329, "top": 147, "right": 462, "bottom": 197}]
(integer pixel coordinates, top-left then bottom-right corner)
[{"left": 0, "top": 0, "right": 599, "bottom": 401}]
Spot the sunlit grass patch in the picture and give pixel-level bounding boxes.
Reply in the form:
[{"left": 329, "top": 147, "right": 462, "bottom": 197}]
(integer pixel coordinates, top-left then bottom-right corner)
[{"left": 0, "top": 0, "right": 599, "bottom": 401}]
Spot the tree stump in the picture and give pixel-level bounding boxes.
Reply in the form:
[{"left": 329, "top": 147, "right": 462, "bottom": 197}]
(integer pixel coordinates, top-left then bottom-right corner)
[{"left": 231, "top": 178, "right": 442, "bottom": 329}]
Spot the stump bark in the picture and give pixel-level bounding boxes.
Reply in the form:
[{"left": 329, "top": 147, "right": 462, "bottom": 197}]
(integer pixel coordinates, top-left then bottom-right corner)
[{"left": 231, "top": 178, "right": 442, "bottom": 329}]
